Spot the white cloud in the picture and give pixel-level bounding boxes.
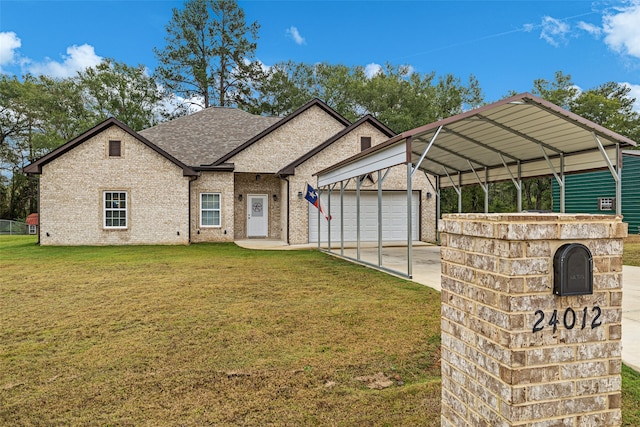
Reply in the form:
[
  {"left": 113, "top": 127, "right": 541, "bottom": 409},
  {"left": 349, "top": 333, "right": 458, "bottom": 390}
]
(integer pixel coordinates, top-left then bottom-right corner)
[
  {"left": 364, "top": 63, "right": 382, "bottom": 79},
  {"left": 603, "top": 3, "right": 640, "bottom": 58},
  {"left": 540, "top": 16, "right": 571, "bottom": 47},
  {"left": 577, "top": 21, "right": 602, "bottom": 38},
  {"left": 0, "top": 32, "right": 21, "bottom": 71},
  {"left": 27, "top": 44, "right": 102, "bottom": 78},
  {"left": 622, "top": 82, "right": 640, "bottom": 112},
  {"left": 286, "top": 26, "right": 306, "bottom": 45}
]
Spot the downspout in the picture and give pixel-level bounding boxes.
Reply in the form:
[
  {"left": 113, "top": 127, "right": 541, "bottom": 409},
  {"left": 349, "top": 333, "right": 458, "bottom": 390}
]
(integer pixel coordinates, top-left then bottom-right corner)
[
  {"left": 286, "top": 177, "right": 290, "bottom": 244},
  {"left": 188, "top": 177, "right": 193, "bottom": 243},
  {"left": 276, "top": 174, "right": 291, "bottom": 244},
  {"left": 36, "top": 175, "right": 40, "bottom": 245},
  {"left": 187, "top": 173, "right": 200, "bottom": 244}
]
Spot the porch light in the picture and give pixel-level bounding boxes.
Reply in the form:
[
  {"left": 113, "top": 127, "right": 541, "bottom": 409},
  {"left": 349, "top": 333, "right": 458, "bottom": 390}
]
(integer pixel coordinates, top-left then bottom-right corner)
[
  {"left": 297, "top": 192, "right": 303, "bottom": 199},
  {"left": 238, "top": 194, "right": 243, "bottom": 201},
  {"left": 272, "top": 194, "right": 278, "bottom": 202}
]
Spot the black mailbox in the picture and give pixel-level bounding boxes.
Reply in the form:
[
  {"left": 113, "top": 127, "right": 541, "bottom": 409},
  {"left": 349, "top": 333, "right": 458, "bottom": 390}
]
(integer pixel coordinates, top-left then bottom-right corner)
[{"left": 553, "top": 243, "right": 593, "bottom": 296}]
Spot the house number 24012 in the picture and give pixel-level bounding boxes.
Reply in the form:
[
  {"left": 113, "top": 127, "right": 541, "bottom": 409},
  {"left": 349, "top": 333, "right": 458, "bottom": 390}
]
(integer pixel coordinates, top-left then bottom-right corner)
[{"left": 532, "top": 306, "right": 602, "bottom": 333}]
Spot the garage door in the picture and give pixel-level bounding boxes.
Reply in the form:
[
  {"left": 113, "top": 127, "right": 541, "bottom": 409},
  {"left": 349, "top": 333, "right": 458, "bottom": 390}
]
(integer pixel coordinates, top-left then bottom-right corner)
[{"left": 309, "top": 191, "right": 419, "bottom": 243}]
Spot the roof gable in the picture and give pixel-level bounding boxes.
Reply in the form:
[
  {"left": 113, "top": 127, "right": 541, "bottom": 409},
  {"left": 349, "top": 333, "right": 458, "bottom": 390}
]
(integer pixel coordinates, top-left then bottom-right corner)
[
  {"left": 23, "top": 118, "right": 198, "bottom": 176},
  {"left": 212, "top": 98, "right": 352, "bottom": 166},
  {"left": 277, "top": 114, "right": 396, "bottom": 177}
]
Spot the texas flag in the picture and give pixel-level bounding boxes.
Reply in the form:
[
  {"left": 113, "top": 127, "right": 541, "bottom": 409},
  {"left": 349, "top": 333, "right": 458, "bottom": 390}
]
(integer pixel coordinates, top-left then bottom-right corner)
[{"left": 305, "top": 184, "right": 331, "bottom": 221}]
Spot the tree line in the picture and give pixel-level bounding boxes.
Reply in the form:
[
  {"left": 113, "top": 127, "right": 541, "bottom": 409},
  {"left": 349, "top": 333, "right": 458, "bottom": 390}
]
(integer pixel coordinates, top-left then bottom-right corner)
[{"left": 1, "top": 0, "right": 639, "bottom": 221}]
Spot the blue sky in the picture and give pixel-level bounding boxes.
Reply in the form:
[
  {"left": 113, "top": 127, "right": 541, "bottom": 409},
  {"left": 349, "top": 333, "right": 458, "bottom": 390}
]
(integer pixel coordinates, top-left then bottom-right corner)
[{"left": 1, "top": 0, "right": 640, "bottom": 109}]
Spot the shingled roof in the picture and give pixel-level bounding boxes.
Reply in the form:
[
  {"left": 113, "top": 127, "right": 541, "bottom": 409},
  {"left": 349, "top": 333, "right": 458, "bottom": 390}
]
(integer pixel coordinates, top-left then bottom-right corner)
[{"left": 139, "top": 107, "right": 282, "bottom": 167}]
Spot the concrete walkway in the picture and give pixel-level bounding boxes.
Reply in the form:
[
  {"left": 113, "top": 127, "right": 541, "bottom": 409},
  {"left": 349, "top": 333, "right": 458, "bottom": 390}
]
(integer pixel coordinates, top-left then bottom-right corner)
[
  {"left": 235, "top": 240, "right": 640, "bottom": 371},
  {"left": 622, "top": 265, "right": 640, "bottom": 372}
]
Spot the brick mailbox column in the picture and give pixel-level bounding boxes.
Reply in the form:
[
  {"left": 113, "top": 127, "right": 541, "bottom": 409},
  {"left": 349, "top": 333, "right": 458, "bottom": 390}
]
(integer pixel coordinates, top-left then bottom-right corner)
[{"left": 440, "top": 213, "right": 627, "bottom": 427}]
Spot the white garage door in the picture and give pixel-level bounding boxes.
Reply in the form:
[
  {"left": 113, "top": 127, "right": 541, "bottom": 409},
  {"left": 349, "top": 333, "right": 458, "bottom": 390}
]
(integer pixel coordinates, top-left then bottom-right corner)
[{"left": 309, "top": 191, "right": 419, "bottom": 243}]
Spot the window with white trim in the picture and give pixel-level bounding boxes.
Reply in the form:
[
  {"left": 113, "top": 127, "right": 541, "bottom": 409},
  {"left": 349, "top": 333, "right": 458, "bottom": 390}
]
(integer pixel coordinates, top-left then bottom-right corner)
[
  {"left": 200, "top": 193, "right": 221, "bottom": 227},
  {"left": 598, "top": 197, "right": 615, "bottom": 211},
  {"left": 104, "top": 191, "right": 127, "bottom": 228}
]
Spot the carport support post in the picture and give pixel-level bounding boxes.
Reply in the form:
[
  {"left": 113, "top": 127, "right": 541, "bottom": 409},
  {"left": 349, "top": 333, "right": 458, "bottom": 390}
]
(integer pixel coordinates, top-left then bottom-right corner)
[
  {"left": 340, "top": 180, "right": 345, "bottom": 256},
  {"left": 317, "top": 185, "right": 321, "bottom": 251},
  {"left": 356, "top": 175, "right": 361, "bottom": 260},
  {"left": 378, "top": 169, "right": 383, "bottom": 266},
  {"left": 327, "top": 184, "right": 333, "bottom": 252},
  {"left": 458, "top": 172, "right": 462, "bottom": 213},
  {"left": 407, "top": 162, "right": 413, "bottom": 278},
  {"left": 440, "top": 213, "right": 626, "bottom": 426}
]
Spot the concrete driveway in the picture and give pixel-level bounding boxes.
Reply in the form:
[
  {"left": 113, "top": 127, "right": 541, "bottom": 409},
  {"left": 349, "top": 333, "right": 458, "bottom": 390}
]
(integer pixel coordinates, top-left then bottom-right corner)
[{"left": 236, "top": 240, "right": 640, "bottom": 372}]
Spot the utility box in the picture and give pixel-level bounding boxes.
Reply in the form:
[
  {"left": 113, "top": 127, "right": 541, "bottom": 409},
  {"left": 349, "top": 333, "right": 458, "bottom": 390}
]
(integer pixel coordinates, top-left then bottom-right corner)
[{"left": 553, "top": 243, "right": 593, "bottom": 296}]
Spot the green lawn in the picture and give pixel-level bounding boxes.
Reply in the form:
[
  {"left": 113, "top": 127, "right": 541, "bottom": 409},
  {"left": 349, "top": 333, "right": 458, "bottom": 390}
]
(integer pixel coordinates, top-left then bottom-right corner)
[
  {"left": 1, "top": 235, "right": 639, "bottom": 425},
  {"left": 624, "top": 234, "right": 640, "bottom": 267},
  {"left": 0, "top": 236, "right": 441, "bottom": 426}
]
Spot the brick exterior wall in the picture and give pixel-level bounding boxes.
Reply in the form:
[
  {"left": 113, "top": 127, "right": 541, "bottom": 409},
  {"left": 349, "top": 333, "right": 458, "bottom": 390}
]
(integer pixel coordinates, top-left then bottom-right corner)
[
  {"left": 39, "top": 126, "right": 190, "bottom": 245},
  {"left": 190, "top": 171, "right": 234, "bottom": 243},
  {"left": 440, "top": 213, "right": 626, "bottom": 426}
]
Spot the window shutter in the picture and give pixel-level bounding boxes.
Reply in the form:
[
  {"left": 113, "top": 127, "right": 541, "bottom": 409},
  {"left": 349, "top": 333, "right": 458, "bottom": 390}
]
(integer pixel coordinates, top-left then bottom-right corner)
[
  {"left": 360, "top": 136, "right": 372, "bottom": 151},
  {"left": 109, "top": 140, "right": 121, "bottom": 157}
]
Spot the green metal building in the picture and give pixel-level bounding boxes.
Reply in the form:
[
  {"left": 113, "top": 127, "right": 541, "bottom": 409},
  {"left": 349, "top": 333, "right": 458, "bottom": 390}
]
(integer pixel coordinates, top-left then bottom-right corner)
[{"left": 553, "top": 150, "right": 640, "bottom": 234}]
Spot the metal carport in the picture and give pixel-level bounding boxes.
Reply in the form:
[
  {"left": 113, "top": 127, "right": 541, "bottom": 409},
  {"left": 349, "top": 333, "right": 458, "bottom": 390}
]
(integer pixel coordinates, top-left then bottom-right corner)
[{"left": 315, "top": 92, "right": 637, "bottom": 278}]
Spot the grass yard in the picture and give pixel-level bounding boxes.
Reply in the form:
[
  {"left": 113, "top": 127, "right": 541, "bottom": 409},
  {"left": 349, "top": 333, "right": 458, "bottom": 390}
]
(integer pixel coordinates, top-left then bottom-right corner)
[
  {"left": 2, "top": 235, "right": 640, "bottom": 425},
  {"left": 0, "top": 236, "right": 441, "bottom": 426},
  {"left": 624, "top": 234, "right": 640, "bottom": 267}
]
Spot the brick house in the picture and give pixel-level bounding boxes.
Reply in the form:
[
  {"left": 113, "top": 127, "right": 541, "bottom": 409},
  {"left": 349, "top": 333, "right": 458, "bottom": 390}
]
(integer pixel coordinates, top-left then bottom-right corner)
[{"left": 24, "top": 99, "right": 436, "bottom": 245}]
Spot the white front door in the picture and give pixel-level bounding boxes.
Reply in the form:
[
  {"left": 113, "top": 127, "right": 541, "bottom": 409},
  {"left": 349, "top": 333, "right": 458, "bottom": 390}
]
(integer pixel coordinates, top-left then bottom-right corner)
[{"left": 247, "top": 194, "right": 268, "bottom": 237}]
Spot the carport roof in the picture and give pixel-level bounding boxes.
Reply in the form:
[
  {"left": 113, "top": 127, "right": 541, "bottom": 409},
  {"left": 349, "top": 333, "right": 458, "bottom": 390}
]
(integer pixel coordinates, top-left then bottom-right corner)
[{"left": 316, "top": 92, "right": 637, "bottom": 188}]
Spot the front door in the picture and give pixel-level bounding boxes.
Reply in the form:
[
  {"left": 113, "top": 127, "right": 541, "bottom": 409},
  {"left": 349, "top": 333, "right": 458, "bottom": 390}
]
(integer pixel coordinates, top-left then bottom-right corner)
[{"left": 247, "top": 194, "right": 268, "bottom": 237}]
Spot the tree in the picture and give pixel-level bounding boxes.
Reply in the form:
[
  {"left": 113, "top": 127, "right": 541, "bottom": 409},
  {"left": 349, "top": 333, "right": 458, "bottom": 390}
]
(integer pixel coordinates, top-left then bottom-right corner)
[
  {"left": 250, "top": 61, "right": 483, "bottom": 133},
  {"left": 78, "top": 59, "right": 167, "bottom": 131},
  {"left": 248, "top": 61, "right": 364, "bottom": 120},
  {"left": 532, "top": 70, "right": 578, "bottom": 109},
  {"left": 354, "top": 63, "right": 483, "bottom": 132},
  {"left": 570, "top": 82, "right": 640, "bottom": 143},
  {"left": 0, "top": 74, "right": 92, "bottom": 219},
  {"left": 154, "top": 0, "right": 261, "bottom": 109},
  {"left": 247, "top": 61, "right": 315, "bottom": 117}
]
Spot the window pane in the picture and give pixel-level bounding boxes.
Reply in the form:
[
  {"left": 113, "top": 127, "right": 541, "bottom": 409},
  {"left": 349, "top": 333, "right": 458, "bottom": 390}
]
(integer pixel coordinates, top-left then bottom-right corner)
[
  {"left": 212, "top": 211, "right": 220, "bottom": 225},
  {"left": 202, "top": 211, "right": 214, "bottom": 226},
  {"left": 212, "top": 194, "right": 220, "bottom": 209},
  {"left": 202, "top": 194, "right": 213, "bottom": 209}
]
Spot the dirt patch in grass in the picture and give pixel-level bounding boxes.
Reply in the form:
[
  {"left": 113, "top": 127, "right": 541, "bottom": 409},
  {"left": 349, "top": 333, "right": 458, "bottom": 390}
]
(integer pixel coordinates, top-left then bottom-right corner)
[{"left": 0, "top": 237, "right": 441, "bottom": 426}]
